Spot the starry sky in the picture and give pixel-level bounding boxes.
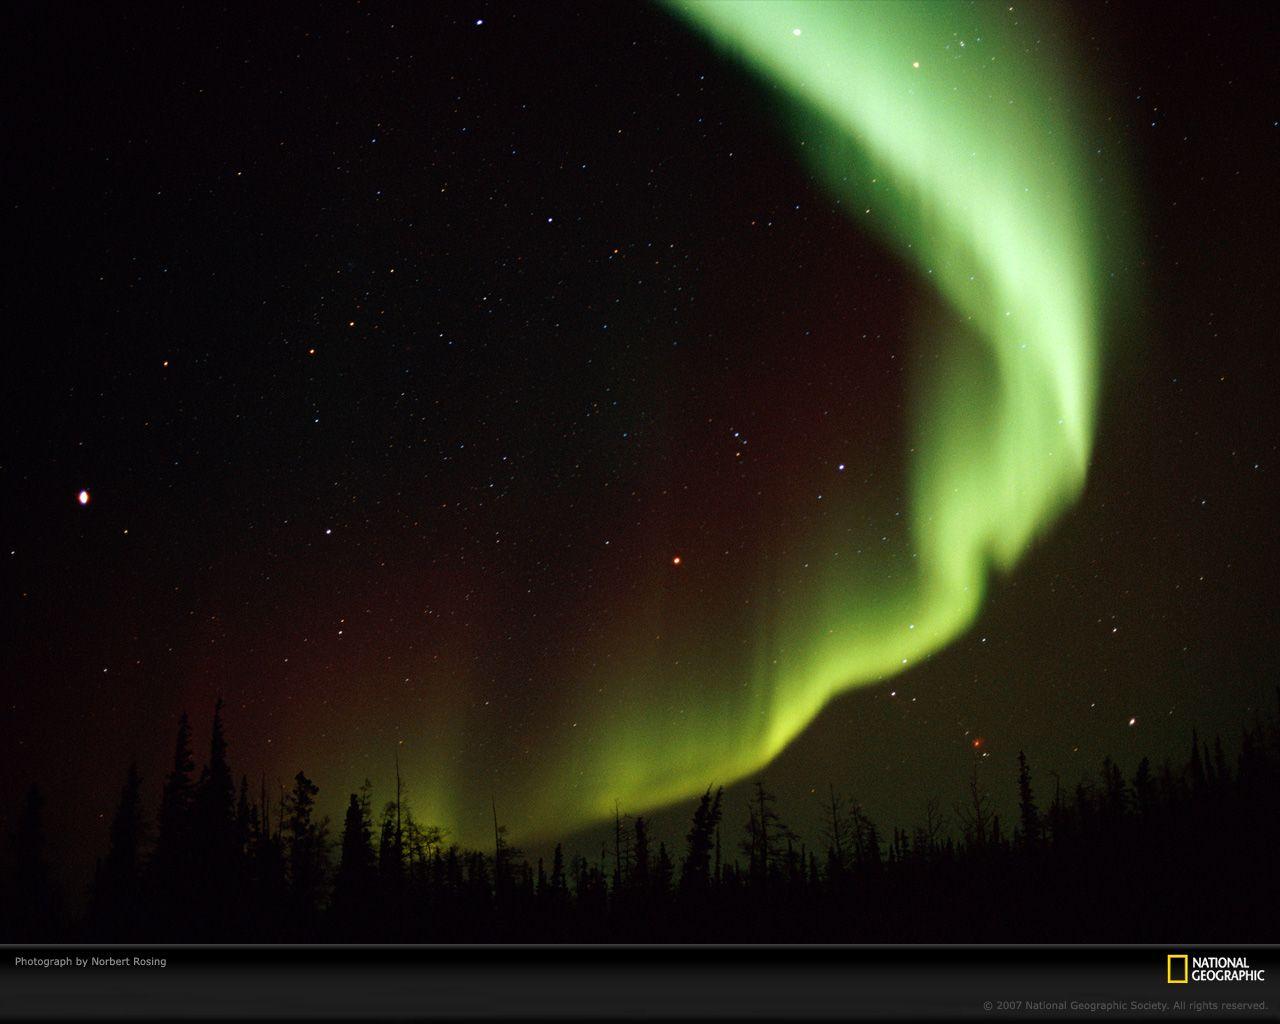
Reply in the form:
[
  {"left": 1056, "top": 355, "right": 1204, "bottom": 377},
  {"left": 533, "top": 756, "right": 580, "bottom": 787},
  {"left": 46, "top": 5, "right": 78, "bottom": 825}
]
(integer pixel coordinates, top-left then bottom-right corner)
[{"left": 4, "top": 2, "right": 1277, "bottom": 873}]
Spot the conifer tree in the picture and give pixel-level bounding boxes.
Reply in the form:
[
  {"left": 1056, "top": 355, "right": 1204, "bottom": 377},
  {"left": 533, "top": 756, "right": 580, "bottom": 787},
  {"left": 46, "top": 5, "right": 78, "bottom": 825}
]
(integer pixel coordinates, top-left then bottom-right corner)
[
  {"left": 680, "top": 786, "right": 722, "bottom": 895},
  {"left": 284, "top": 770, "right": 329, "bottom": 932},
  {"left": 91, "top": 761, "right": 143, "bottom": 938},
  {"left": 332, "top": 789, "right": 376, "bottom": 935},
  {"left": 1016, "top": 751, "right": 1041, "bottom": 850},
  {"left": 150, "top": 712, "right": 196, "bottom": 934}
]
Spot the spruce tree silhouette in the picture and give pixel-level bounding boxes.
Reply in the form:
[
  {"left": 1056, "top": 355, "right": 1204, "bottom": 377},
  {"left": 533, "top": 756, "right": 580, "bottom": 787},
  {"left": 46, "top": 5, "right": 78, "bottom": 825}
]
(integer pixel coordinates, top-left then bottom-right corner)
[
  {"left": 90, "top": 761, "right": 143, "bottom": 940},
  {"left": 680, "top": 786, "right": 722, "bottom": 898},
  {"left": 1016, "top": 751, "right": 1041, "bottom": 851},
  {"left": 192, "top": 698, "right": 238, "bottom": 939},
  {"left": 149, "top": 711, "right": 195, "bottom": 937},
  {"left": 331, "top": 788, "right": 376, "bottom": 938},
  {"left": 284, "top": 770, "right": 328, "bottom": 938}
]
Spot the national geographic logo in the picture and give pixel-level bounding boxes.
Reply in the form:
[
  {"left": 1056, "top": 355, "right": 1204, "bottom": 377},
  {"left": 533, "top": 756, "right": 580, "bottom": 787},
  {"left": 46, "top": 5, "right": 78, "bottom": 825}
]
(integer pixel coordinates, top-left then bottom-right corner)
[{"left": 1168, "top": 954, "right": 1266, "bottom": 984}]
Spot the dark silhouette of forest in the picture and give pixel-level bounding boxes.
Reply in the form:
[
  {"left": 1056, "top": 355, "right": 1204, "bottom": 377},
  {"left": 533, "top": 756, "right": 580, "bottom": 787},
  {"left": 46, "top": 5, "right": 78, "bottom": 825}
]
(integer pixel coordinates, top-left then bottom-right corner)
[{"left": 4, "top": 693, "right": 1278, "bottom": 943}]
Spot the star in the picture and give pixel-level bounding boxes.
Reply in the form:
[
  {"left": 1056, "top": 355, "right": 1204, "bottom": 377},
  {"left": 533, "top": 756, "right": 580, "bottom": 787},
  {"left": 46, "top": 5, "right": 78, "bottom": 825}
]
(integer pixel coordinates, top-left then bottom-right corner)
[{"left": 77, "top": 489, "right": 90, "bottom": 506}]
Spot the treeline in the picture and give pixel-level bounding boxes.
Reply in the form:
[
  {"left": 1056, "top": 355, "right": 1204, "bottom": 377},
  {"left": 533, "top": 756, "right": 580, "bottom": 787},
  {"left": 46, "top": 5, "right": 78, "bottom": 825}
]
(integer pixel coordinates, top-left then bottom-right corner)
[{"left": 4, "top": 694, "right": 1278, "bottom": 942}]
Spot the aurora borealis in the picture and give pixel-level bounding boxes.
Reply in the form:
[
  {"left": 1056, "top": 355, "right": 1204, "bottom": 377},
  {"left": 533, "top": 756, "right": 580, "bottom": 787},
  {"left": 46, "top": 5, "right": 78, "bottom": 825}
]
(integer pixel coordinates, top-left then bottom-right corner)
[
  {"left": 479, "top": 0, "right": 1112, "bottom": 831},
  {"left": 6, "top": 0, "right": 1277, "bottom": 871},
  {"left": 640, "top": 0, "right": 1104, "bottom": 791}
]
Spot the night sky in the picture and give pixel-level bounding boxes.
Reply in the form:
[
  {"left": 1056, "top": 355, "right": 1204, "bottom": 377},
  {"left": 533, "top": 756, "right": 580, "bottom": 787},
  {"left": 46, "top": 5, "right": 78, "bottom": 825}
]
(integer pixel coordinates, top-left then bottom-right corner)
[{"left": 5, "top": 2, "right": 1277, "bottom": 880}]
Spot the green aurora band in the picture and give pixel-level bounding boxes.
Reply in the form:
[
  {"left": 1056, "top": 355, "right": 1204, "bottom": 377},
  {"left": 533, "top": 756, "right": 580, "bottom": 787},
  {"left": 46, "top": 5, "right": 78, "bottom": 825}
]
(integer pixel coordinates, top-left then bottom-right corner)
[{"left": 409, "top": 1, "right": 1113, "bottom": 841}]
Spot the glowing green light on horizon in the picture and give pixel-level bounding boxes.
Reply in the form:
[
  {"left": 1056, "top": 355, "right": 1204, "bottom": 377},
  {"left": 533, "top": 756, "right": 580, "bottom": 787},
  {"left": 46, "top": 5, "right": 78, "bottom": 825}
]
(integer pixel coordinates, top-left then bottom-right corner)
[{"left": 404, "top": 1, "right": 1116, "bottom": 843}]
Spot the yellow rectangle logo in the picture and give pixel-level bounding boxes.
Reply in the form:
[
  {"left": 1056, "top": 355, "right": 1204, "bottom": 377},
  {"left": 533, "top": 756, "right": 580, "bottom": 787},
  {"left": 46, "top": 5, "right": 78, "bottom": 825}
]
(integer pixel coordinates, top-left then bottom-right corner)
[{"left": 1167, "top": 954, "right": 1189, "bottom": 984}]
